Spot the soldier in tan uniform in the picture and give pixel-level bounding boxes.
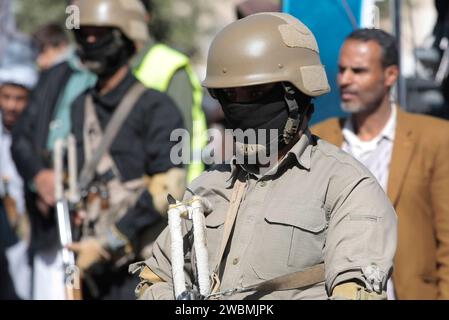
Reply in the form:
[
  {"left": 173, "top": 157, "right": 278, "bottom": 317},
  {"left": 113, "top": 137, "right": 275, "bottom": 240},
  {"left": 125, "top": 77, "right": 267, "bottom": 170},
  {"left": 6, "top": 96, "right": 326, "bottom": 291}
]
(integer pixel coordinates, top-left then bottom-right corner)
[{"left": 132, "top": 12, "right": 397, "bottom": 300}]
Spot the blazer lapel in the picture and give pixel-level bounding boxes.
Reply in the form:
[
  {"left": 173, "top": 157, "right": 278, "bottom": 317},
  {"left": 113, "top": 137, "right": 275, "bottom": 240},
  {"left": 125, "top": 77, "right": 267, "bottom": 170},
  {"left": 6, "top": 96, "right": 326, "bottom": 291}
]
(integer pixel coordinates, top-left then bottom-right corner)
[{"left": 387, "top": 109, "right": 415, "bottom": 206}]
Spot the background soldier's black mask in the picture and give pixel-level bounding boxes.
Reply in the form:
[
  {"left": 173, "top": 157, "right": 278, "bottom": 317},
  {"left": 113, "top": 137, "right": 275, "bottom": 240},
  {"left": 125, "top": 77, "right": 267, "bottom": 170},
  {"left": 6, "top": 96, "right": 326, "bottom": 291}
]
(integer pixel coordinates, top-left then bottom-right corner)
[{"left": 75, "top": 29, "right": 135, "bottom": 79}]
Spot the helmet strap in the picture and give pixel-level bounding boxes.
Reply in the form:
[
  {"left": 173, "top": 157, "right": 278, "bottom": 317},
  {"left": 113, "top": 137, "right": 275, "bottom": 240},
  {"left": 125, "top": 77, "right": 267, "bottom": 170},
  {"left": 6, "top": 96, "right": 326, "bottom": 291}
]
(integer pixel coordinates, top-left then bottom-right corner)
[{"left": 281, "top": 83, "right": 312, "bottom": 144}]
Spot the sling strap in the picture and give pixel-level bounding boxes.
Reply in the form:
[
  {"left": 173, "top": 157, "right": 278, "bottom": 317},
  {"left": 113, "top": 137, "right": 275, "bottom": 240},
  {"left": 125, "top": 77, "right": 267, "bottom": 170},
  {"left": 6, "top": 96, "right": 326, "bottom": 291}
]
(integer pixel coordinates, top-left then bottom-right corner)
[
  {"left": 209, "top": 174, "right": 247, "bottom": 294},
  {"left": 243, "top": 263, "right": 324, "bottom": 293},
  {"left": 79, "top": 83, "right": 147, "bottom": 192}
]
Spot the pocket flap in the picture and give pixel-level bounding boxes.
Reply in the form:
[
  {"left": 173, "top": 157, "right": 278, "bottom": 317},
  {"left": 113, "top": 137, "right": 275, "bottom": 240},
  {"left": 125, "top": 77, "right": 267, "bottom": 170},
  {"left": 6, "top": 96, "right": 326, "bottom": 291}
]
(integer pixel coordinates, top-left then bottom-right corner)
[
  {"left": 205, "top": 210, "right": 225, "bottom": 228},
  {"left": 265, "top": 205, "right": 327, "bottom": 233}
]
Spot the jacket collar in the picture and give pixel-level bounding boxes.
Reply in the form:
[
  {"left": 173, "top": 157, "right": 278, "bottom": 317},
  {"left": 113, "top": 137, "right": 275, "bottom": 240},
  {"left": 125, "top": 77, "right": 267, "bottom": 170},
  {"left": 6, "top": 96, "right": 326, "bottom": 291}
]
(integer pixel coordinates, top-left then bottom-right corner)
[
  {"left": 386, "top": 108, "right": 415, "bottom": 205},
  {"left": 332, "top": 107, "right": 415, "bottom": 205},
  {"left": 226, "top": 129, "right": 313, "bottom": 187},
  {"left": 319, "top": 107, "right": 415, "bottom": 205}
]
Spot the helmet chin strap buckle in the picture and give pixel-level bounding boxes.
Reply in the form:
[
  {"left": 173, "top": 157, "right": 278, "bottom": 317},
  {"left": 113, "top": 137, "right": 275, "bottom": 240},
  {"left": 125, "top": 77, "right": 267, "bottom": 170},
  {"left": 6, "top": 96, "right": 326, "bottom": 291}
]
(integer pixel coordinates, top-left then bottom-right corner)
[
  {"left": 282, "top": 82, "right": 301, "bottom": 145},
  {"left": 283, "top": 117, "right": 300, "bottom": 144}
]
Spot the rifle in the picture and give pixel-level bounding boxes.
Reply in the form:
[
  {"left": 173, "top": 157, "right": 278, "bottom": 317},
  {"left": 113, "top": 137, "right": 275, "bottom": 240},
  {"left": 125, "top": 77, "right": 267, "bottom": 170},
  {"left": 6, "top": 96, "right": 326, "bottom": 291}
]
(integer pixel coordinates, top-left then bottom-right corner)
[{"left": 54, "top": 135, "right": 82, "bottom": 300}]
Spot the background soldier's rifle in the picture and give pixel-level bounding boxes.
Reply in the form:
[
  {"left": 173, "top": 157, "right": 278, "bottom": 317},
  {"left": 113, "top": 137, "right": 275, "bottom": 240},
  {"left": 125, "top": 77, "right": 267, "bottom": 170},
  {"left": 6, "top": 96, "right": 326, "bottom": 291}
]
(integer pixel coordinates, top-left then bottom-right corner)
[{"left": 54, "top": 135, "right": 82, "bottom": 300}]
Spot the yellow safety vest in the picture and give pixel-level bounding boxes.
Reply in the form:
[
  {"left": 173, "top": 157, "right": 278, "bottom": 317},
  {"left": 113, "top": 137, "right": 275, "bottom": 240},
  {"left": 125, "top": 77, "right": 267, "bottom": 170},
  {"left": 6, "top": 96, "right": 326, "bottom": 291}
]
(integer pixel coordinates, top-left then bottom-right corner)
[{"left": 134, "top": 44, "right": 207, "bottom": 182}]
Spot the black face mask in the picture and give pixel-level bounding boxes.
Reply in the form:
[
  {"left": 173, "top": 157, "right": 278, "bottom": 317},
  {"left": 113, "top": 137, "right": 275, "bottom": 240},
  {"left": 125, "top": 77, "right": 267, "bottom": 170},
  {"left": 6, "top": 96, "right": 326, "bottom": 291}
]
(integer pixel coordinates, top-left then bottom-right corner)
[
  {"left": 75, "top": 29, "right": 134, "bottom": 79},
  {"left": 218, "top": 85, "right": 289, "bottom": 154}
]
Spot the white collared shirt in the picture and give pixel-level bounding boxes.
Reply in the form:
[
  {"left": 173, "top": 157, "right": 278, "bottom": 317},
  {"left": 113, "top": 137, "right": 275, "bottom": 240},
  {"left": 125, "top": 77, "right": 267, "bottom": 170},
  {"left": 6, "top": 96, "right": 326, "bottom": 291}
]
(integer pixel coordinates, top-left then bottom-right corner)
[
  {"left": 341, "top": 104, "right": 397, "bottom": 300},
  {"left": 342, "top": 105, "right": 396, "bottom": 191}
]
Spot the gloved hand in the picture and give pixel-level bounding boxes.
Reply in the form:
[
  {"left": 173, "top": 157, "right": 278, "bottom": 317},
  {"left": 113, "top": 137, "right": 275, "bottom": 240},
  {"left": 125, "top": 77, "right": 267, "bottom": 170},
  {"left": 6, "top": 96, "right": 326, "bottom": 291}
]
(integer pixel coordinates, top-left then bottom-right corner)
[
  {"left": 68, "top": 238, "right": 111, "bottom": 271},
  {"left": 330, "top": 282, "right": 387, "bottom": 300},
  {"left": 177, "top": 290, "right": 204, "bottom": 300}
]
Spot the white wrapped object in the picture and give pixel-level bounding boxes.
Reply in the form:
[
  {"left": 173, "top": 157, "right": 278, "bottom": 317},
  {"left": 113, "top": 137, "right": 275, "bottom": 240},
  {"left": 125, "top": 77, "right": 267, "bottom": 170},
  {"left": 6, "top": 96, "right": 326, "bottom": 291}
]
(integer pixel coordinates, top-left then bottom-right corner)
[
  {"left": 168, "top": 202, "right": 188, "bottom": 298},
  {"left": 191, "top": 196, "right": 210, "bottom": 297}
]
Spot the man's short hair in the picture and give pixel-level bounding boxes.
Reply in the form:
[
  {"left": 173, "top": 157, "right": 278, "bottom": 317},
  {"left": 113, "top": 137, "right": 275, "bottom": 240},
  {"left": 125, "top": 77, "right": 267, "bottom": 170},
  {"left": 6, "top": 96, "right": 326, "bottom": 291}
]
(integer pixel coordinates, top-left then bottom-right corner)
[
  {"left": 32, "top": 23, "right": 69, "bottom": 52},
  {"left": 346, "top": 28, "right": 399, "bottom": 68}
]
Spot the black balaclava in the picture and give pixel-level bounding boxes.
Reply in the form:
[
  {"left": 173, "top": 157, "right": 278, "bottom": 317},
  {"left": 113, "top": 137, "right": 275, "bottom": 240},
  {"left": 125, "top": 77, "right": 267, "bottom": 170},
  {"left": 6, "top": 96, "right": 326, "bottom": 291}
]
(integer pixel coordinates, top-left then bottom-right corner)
[
  {"left": 214, "top": 83, "right": 311, "bottom": 162},
  {"left": 75, "top": 28, "right": 135, "bottom": 80}
]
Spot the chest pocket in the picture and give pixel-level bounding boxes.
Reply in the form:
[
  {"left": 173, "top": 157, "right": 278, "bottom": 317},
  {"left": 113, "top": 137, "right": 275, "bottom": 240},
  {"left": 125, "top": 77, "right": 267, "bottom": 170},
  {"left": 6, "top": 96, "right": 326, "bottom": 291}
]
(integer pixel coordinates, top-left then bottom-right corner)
[{"left": 249, "top": 204, "right": 327, "bottom": 280}]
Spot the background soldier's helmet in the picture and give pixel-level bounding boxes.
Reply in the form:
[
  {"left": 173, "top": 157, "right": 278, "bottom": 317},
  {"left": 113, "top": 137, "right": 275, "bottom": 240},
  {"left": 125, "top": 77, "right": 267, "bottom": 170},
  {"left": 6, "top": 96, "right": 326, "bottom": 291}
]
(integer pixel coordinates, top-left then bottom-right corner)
[
  {"left": 73, "top": 0, "right": 149, "bottom": 43},
  {"left": 203, "top": 12, "right": 330, "bottom": 97}
]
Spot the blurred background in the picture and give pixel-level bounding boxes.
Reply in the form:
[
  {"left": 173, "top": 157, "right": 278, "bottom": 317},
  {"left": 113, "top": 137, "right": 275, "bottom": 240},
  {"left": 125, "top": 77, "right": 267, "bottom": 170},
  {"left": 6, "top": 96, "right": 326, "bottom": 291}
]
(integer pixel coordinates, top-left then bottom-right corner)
[{"left": 2, "top": 0, "right": 447, "bottom": 125}]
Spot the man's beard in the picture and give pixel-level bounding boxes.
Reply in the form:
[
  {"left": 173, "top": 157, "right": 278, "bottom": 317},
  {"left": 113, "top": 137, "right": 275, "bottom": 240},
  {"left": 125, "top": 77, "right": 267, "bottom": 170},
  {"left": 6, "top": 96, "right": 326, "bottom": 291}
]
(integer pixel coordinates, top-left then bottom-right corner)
[
  {"left": 340, "top": 88, "right": 387, "bottom": 114},
  {"left": 341, "top": 102, "right": 365, "bottom": 113},
  {"left": 1, "top": 111, "right": 16, "bottom": 131}
]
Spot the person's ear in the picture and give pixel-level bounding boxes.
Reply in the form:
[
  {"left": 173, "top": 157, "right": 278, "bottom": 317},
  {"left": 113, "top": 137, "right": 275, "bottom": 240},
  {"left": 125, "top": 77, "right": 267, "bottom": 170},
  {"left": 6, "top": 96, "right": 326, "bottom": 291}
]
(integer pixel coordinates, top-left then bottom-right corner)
[{"left": 384, "top": 65, "right": 399, "bottom": 88}]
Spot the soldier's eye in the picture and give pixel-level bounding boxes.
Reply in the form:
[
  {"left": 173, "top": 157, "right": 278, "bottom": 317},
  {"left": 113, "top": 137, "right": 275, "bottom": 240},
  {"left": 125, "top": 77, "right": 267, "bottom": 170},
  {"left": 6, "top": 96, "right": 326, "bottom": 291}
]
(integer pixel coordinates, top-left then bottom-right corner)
[{"left": 251, "top": 90, "right": 264, "bottom": 99}]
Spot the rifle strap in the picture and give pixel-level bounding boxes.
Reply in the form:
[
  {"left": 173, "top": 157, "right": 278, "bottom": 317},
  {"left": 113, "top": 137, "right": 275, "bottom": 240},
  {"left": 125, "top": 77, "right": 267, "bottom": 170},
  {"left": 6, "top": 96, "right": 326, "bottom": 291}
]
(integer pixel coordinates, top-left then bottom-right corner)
[
  {"left": 243, "top": 263, "right": 325, "bottom": 294},
  {"left": 79, "top": 83, "right": 146, "bottom": 191},
  {"left": 209, "top": 175, "right": 247, "bottom": 294}
]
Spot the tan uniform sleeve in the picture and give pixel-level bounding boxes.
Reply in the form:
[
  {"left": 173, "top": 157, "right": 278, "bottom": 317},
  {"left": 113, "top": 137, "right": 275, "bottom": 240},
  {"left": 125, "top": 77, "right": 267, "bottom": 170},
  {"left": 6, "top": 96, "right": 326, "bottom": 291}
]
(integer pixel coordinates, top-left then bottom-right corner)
[
  {"left": 324, "top": 176, "right": 397, "bottom": 295},
  {"left": 139, "top": 219, "right": 195, "bottom": 300},
  {"left": 139, "top": 281, "right": 175, "bottom": 300},
  {"left": 431, "top": 133, "right": 449, "bottom": 299}
]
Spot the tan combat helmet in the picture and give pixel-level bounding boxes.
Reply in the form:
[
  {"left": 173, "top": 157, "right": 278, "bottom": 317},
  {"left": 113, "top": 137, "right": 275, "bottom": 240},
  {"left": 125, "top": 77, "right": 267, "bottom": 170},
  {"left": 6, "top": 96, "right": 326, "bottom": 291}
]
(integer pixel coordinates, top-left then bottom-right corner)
[
  {"left": 73, "top": 0, "right": 149, "bottom": 43},
  {"left": 203, "top": 12, "right": 330, "bottom": 97}
]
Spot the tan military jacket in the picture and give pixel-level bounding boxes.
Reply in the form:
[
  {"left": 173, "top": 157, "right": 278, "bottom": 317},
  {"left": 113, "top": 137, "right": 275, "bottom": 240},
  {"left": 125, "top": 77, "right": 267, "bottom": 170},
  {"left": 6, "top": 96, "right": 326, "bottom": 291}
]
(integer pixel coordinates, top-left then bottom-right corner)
[{"left": 141, "top": 131, "right": 397, "bottom": 300}]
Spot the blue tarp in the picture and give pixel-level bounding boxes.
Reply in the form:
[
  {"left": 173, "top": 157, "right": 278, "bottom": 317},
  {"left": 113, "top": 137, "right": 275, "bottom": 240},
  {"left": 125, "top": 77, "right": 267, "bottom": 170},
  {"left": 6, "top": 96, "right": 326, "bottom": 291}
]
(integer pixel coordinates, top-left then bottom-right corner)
[{"left": 283, "top": 0, "right": 364, "bottom": 124}]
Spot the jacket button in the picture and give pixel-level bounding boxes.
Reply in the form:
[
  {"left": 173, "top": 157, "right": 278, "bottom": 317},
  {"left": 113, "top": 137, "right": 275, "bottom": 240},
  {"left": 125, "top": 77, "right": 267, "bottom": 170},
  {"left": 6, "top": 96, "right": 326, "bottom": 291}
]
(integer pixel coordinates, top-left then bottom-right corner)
[{"left": 232, "top": 258, "right": 239, "bottom": 265}]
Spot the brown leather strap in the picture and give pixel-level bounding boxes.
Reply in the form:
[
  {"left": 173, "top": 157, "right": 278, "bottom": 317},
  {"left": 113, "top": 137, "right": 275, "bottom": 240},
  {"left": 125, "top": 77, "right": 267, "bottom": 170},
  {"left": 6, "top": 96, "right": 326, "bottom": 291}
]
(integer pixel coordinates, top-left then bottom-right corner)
[
  {"left": 244, "top": 263, "right": 325, "bottom": 293},
  {"left": 210, "top": 175, "right": 247, "bottom": 293},
  {"left": 207, "top": 263, "right": 325, "bottom": 299}
]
